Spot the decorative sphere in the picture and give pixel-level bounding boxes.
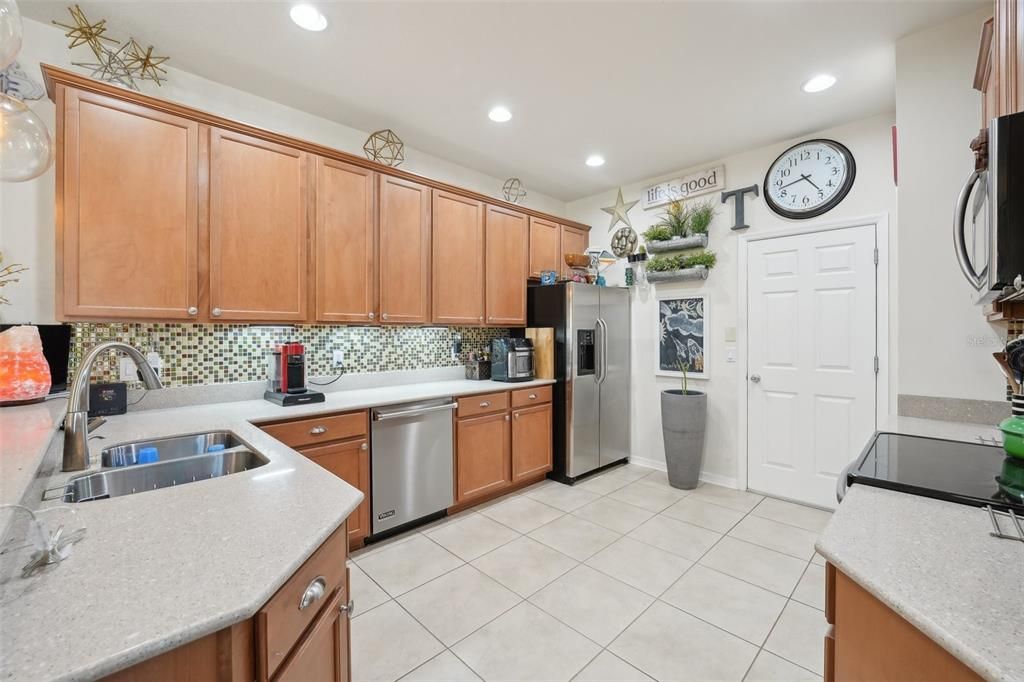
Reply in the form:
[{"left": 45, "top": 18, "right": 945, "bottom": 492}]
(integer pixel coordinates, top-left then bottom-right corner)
[
  {"left": 0, "top": 0, "right": 22, "bottom": 71},
  {"left": 0, "top": 94, "right": 53, "bottom": 182}
]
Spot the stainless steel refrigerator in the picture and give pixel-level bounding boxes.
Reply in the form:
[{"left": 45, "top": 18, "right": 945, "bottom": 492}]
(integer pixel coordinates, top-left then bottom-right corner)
[{"left": 528, "top": 283, "right": 630, "bottom": 482}]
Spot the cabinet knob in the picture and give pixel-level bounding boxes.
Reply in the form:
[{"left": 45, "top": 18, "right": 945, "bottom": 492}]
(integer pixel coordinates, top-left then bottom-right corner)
[
  {"left": 339, "top": 599, "right": 355, "bottom": 616},
  {"left": 382, "top": 313, "right": 389, "bottom": 321},
  {"left": 310, "top": 425, "right": 328, "bottom": 435},
  {"left": 515, "top": 413, "right": 520, "bottom": 419},
  {"left": 212, "top": 308, "right": 222, "bottom": 317},
  {"left": 505, "top": 415, "right": 510, "bottom": 421},
  {"left": 529, "top": 393, "right": 537, "bottom": 400},
  {"left": 299, "top": 576, "right": 326, "bottom": 610},
  {"left": 187, "top": 306, "right": 198, "bottom": 316},
  {"left": 360, "top": 442, "right": 367, "bottom": 450},
  {"left": 480, "top": 401, "right": 490, "bottom": 408},
  {"left": 479, "top": 316, "right": 483, "bottom": 322},
  {"left": 368, "top": 312, "right": 375, "bottom": 320}
]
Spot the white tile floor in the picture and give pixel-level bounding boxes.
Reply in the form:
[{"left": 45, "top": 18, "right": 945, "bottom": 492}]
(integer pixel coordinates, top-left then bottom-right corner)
[{"left": 348, "top": 464, "right": 833, "bottom": 682}]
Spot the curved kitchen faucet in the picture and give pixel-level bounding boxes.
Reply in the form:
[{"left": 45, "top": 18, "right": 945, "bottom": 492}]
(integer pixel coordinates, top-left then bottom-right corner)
[{"left": 63, "top": 342, "right": 164, "bottom": 472}]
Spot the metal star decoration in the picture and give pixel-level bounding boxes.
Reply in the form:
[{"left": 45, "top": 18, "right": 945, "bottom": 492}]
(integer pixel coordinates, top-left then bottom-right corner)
[
  {"left": 124, "top": 39, "right": 169, "bottom": 85},
  {"left": 73, "top": 40, "right": 137, "bottom": 90},
  {"left": 53, "top": 4, "right": 117, "bottom": 59},
  {"left": 601, "top": 187, "right": 639, "bottom": 231}
]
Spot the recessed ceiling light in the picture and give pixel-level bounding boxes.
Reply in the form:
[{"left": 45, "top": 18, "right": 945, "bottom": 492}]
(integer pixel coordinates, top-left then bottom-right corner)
[
  {"left": 488, "top": 106, "right": 512, "bottom": 123},
  {"left": 802, "top": 74, "right": 836, "bottom": 93},
  {"left": 290, "top": 4, "right": 327, "bottom": 31},
  {"left": 585, "top": 154, "right": 605, "bottom": 167}
]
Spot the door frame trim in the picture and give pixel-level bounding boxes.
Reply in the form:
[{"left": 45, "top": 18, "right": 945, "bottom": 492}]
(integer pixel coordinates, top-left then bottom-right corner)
[{"left": 735, "top": 213, "right": 892, "bottom": 498}]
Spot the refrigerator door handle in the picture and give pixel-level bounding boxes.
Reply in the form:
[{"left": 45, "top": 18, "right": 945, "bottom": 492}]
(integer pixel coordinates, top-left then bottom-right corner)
[{"left": 596, "top": 318, "right": 608, "bottom": 385}]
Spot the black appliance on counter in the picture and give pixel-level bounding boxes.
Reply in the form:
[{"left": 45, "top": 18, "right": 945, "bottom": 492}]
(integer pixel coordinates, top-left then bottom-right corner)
[
  {"left": 839, "top": 432, "right": 1024, "bottom": 513},
  {"left": 490, "top": 337, "right": 534, "bottom": 382}
]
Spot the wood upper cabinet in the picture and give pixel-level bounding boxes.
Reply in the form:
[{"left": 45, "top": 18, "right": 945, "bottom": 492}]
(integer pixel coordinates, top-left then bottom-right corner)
[
  {"left": 316, "top": 158, "right": 377, "bottom": 323},
  {"left": 484, "top": 205, "right": 529, "bottom": 326},
  {"left": 208, "top": 128, "right": 309, "bottom": 322},
  {"left": 299, "top": 438, "right": 371, "bottom": 545},
  {"left": 379, "top": 175, "right": 431, "bottom": 323},
  {"left": 432, "top": 190, "right": 484, "bottom": 325},
  {"left": 528, "top": 217, "right": 561, "bottom": 279},
  {"left": 455, "top": 412, "right": 511, "bottom": 503},
  {"left": 59, "top": 88, "right": 199, "bottom": 320},
  {"left": 975, "top": 2, "right": 1023, "bottom": 130},
  {"left": 511, "top": 403, "right": 553, "bottom": 482},
  {"left": 560, "top": 225, "right": 589, "bottom": 279}
]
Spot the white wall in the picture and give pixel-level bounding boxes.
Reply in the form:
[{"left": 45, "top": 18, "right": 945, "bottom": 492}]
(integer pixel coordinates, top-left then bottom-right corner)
[
  {"left": 895, "top": 6, "right": 1003, "bottom": 402},
  {"left": 0, "top": 18, "right": 567, "bottom": 324},
  {"left": 567, "top": 114, "right": 898, "bottom": 484}
]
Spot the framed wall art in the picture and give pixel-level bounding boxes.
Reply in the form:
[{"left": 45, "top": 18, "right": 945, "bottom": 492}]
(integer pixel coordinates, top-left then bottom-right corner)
[{"left": 657, "top": 293, "right": 708, "bottom": 379}]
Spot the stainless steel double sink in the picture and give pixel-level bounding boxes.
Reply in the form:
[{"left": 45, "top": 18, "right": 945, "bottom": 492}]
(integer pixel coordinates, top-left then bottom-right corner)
[{"left": 53, "top": 431, "right": 269, "bottom": 503}]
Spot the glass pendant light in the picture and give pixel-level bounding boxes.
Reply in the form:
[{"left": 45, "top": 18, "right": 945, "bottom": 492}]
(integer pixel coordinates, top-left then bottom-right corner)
[
  {"left": 0, "top": 0, "right": 22, "bottom": 70},
  {"left": 0, "top": 93, "right": 54, "bottom": 182}
]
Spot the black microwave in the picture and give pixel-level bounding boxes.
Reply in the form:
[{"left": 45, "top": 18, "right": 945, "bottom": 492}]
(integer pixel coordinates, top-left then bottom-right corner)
[{"left": 954, "top": 110, "right": 1024, "bottom": 303}]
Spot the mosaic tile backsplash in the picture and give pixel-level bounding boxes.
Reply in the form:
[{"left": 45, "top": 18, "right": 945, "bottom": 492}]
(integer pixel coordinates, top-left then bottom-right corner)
[{"left": 70, "top": 324, "right": 510, "bottom": 388}]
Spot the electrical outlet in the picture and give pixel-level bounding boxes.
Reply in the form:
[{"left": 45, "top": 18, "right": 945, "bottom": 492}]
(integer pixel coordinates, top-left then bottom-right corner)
[
  {"left": 146, "top": 351, "right": 162, "bottom": 376},
  {"left": 119, "top": 357, "right": 137, "bottom": 381},
  {"left": 726, "top": 346, "right": 737, "bottom": 363},
  {"left": 332, "top": 349, "right": 345, "bottom": 367}
]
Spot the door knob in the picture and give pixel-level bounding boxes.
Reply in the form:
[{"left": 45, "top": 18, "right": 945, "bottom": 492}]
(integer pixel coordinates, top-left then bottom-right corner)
[{"left": 750, "top": 374, "right": 761, "bottom": 383}]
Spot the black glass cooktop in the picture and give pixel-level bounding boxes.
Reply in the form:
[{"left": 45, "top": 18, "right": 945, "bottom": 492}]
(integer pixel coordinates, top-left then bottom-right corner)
[{"left": 848, "top": 432, "right": 1024, "bottom": 513}]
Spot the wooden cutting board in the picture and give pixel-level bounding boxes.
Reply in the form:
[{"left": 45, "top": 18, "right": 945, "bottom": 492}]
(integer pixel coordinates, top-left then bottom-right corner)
[{"left": 526, "top": 327, "right": 555, "bottom": 380}]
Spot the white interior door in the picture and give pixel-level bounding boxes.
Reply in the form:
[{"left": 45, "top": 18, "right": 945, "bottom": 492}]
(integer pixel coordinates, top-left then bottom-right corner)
[{"left": 746, "top": 224, "right": 877, "bottom": 509}]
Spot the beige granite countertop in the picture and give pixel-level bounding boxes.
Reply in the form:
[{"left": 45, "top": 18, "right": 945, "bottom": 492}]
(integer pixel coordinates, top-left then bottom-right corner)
[
  {"left": 817, "top": 416, "right": 1022, "bottom": 682},
  {"left": 0, "top": 376, "right": 554, "bottom": 682}
]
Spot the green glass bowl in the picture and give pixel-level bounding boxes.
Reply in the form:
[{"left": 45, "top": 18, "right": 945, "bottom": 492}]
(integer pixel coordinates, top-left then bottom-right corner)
[
  {"left": 999, "top": 415, "right": 1024, "bottom": 459},
  {"left": 997, "top": 457, "right": 1024, "bottom": 502}
]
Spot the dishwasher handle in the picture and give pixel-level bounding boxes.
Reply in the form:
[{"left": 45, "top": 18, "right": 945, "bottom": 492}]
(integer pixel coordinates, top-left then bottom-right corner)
[{"left": 373, "top": 402, "right": 457, "bottom": 421}]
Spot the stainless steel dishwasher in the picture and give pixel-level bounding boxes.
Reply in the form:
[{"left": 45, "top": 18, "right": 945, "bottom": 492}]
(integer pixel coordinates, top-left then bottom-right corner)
[{"left": 370, "top": 398, "right": 456, "bottom": 535}]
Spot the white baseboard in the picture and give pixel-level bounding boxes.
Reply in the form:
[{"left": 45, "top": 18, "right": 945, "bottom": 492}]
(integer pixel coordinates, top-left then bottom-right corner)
[{"left": 627, "top": 457, "right": 740, "bottom": 490}]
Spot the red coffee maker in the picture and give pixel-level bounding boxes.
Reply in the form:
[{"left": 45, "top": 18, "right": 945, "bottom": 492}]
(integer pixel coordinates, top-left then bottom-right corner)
[{"left": 264, "top": 342, "right": 325, "bottom": 406}]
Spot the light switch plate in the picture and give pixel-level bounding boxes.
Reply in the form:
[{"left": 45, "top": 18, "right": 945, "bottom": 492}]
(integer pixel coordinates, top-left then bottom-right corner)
[{"left": 119, "top": 357, "right": 136, "bottom": 381}]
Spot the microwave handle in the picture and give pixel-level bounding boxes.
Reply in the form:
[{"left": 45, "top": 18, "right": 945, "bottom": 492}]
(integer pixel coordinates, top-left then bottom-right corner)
[{"left": 953, "top": 169, "right": 988, "bottom": 291}]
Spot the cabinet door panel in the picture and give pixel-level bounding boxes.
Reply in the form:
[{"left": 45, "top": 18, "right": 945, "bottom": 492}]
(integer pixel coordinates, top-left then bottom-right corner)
[
  {"left": 61, "top": 89, "right": 198, "bottom": 320},
  {"left": 560, "top": 226, "right": 589, "bottom": 279},
  {"left": 484, "top": 205, "right": 528, "bottom": 326},
  {"left": 512, "top": 403, "right": 553, "bottom": 482},
  {"left": 432, "top": 190, "right": 484, "bottom": 325},
  {"left": 456, "top": 412, "right": 511, "bottom": 503},
  {"left": 379, "top": 175, "right": 431, "bottom": 323},
  {"left": 275, "top": 589, "right": 347, "bottom": 682},
  {"left": 529, "top": 217, "right": 561, "bottom": 278},
  {"left": 300, "top": 438, "right": 371, "bottom": 543},
  {"left": 209, "top": 128, "right": 308, "bottom": 321},
  {"left": 316, "top": 158, "right": 376, "bottom": 322}
]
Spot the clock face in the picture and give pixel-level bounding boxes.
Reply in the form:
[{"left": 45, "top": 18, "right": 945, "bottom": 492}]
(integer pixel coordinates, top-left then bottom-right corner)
[{"left": 763, "top": 139, "right": 856, "bottom": 219}]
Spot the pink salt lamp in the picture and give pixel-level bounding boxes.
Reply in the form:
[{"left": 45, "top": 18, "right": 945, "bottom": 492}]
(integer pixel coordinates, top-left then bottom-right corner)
[{"left": 0, "top": 325, "right": 52, "bottom": 404}]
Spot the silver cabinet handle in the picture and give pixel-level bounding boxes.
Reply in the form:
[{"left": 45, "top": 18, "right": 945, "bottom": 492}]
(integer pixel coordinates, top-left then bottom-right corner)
[
  {"left": 373, "top": 402, "right": 457, "bottom": 421},
  {"left": 480, "top": 401, "right": 490, "bottom": 407},
  {"left": 299, "top": 576, "right": 326, "bottom": 610},
  {"left": 514, "top": 413, "right": 520, "bottom": 419},
  {"left": 528, "top": 393, "right": 537, "bottom": 400},
  {"left": 382, "top": 313, "right": 389, "bottom": 321},
  {"left": 187, "top": 306, "right": 198, "bottom": 315},
  {"left": 750, "top": 374, "right": 761, "bottom": 383},
  {"left": 360, "top": 442, "right": 367, "bottom": 450},
  {"left": 339, "top": 599, "right": 355, "bottom": 616},
  {"left": 368, "top": 312, "right": 375, "bottom": 320},
  {"left": 310, "top": 425, "right": 328, "bottom": 435},
  {"left": 212, "top": 308, "right": 222, "bottom": 317}
]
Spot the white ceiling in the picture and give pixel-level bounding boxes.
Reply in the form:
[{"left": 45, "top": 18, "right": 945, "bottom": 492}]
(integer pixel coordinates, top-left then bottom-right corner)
[{"left": 22, "top": 0, "right": 983, "bottom": 201}]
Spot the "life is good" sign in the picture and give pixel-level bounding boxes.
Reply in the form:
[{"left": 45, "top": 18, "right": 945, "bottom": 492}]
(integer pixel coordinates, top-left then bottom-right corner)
[{"left": 641, "top": 165, "right": 725, "bottom": 210}]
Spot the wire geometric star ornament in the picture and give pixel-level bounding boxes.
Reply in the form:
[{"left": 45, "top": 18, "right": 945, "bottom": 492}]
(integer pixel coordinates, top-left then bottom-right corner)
[
  {"left": 502, "top": 178, "right": 527, "bottom": 204},
  {"left": 72, "top": 40, "right": 136, "bottom": 90},
  {"left": 601, "top": 187, "right": 639, "bottom": 231},
  {"left": 363, "top": 129, "right": 405, "bottom": 167},
  {"left": 52, "top": 4, "right": 116, "bottom": 58},
  {"left": 123, "top": 39, "right": 169, "bottom": 85}
]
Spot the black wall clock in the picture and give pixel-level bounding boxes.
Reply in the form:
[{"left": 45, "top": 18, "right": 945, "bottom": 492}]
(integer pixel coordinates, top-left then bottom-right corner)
[{"left": 763, "top": 139, "right": 856, "bottom": 219}]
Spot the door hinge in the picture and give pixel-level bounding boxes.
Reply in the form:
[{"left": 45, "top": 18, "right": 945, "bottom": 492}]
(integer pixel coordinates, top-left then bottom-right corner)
[
  {"left": 874, "top": 356, "right": 879, "bottom": 374},
  {"left": 873, "top": 248, "right": 879, "bottom": 265}
]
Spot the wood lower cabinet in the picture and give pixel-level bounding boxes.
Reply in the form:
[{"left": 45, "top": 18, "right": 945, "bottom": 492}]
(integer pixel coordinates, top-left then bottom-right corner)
[
  {"left": 106, "top": 523, "right": 350, "bottom": 682},
  {"left": 826, "top": 563, "right": 982, "bottom": 682},
  {"left": 511, "top": 403, "right": 553, "bottom": 482},
  {"left": 379, "top": 175, "right": 431, "bottom": 324},
  {"left": 560, "top": 225, "right": 589, "bottom": 279},
  {"left": 484, "top": 205, "right": 529, "bottom": 326},
  {"left": 529, "top": 217, "right": 561, "bottom": 278},
  {"left": 208, "top": 128, "right": 309, "bottom": 322},
  {"left": 432, "top": 190, "right": 485, "bottom": 325},
  {"left": 299, "top": 439, "right": 371, "bottom": 545},
  {"left": 59, "top": 88, "right": 199, "bottom": 320},
  {"left": 315, "top": 158, "right": 377, "bottom": 323},
  {"left": 455, "top": 411, "right": 511, "bottom": 503}
]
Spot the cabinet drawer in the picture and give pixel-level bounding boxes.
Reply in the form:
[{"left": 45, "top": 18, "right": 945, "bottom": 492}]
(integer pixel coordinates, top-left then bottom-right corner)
[
  {"left": 511, "top": 385, "right": 552, "bottom": 407},
  {"left": 457, "top": 391, "right": 509, "bottom": 418},
  {"left": 257, "top": 523, "right": 348, "bottom": 681},
  {"left": 262, "top": 411, "right": 368, "bottom": 448}
]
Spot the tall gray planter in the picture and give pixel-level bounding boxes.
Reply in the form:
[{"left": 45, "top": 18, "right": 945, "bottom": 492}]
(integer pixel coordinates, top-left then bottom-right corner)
[{"left": 661, "top": 389, "right": 707, "bottom": 489}]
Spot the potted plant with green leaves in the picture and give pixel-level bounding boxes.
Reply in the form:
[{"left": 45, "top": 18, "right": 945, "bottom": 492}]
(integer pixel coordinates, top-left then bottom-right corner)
[
  {"left": 646, "top": 249, "right": 717, "bottom": 283},
  {"left": 644, "top": 199, "right": 714, "bottom": 253},
  {"left": 661, "top": 360, "right": 707, "bottom": 489}
]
